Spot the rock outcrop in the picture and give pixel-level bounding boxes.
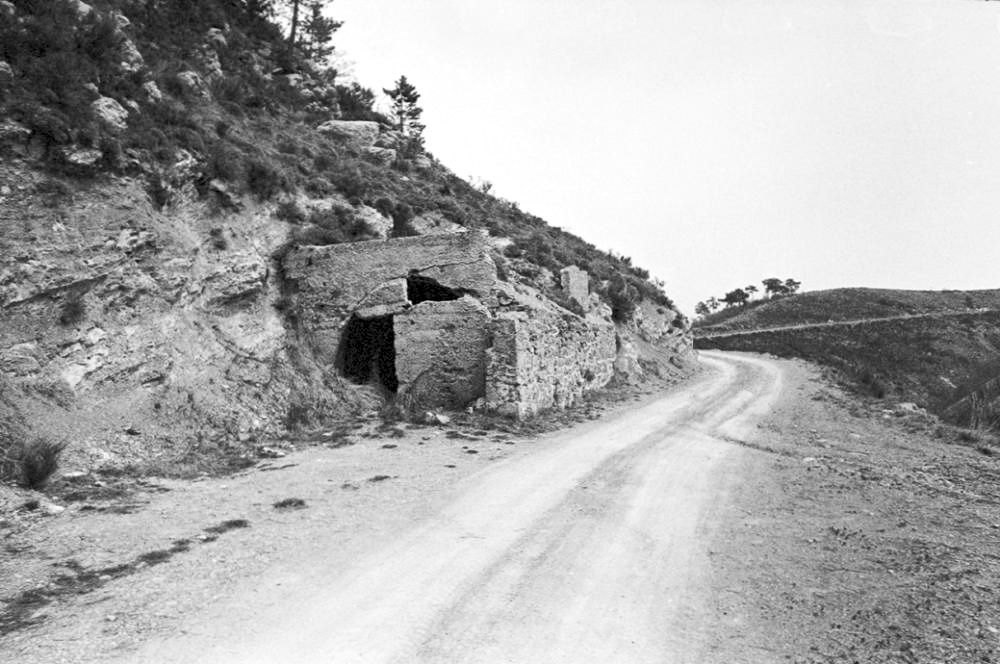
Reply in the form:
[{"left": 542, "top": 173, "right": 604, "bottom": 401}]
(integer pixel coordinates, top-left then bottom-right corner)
[{"left": 316, "top": 120, "right": 380, "bottom": 149}]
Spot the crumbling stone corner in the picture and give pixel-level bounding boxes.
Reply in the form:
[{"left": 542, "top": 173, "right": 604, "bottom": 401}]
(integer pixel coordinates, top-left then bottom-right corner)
[{"left": 485, "top": 308, "right": 615, "bottom": 418}]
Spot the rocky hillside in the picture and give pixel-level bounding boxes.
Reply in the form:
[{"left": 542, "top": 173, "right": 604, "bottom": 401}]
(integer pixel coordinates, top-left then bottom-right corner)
[
  {"left": 695, "top": 288, "right": 1000, "bottom": 431},
  {"left": 0, "top": 0, "right": 692, "bottom": 480}
]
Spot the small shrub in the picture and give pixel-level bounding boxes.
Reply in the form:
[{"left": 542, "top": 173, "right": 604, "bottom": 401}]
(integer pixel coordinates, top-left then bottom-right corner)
[
  {"left": 209, "top": 227, "right": 228, "bottom": 250},
  {"left": 304, "top": 176, "right": 335, "bottom": 197},
  {"left": 246, "top": 157, "right": 289, "bottom": 201},
  {"left": 272, "top": 497, "right": 306, "bottom": 510},
  {"left": 855, "top": 366, "right": 887, "bottom": 399},
  {"left": 146, "top": 174, "right": 172, "bottom": 210},
  {"left": 171, "top": 127, "right": 206, "bottom": 155},
  {"left": 277, "top": 138, "right": 299, "bottom": 155},
  {"left": 292, "top": 206, "right": 377, "bottom": 246},
  {"left": 372, "top": 197, "right": 395, "bottom": 218},
  {"left": 957, "top": 429, "right": 979, "bottom": 443},
  {"left": 59, "top": 293, "right": 86, "bottom": 326},
  {"left": 35, "top": 177, "right": 74, "bottom": 201},
  {"left": 275, "top": 200, "right": 306, "bottom": 224},
  {"left": 606, "top": 275, "right": 640, "bottom": 323},
  {"left": 391, "top": 203, "right": 418, "bottom": 238},
  {"left": 205, "top": 142, "right": 247, "bottom": 183},
  {"left": 8, "top": 438, "right": 68, "bottom": 490},
  {"left": 314, "top": 152, "right": 338, "bottom": 172},
  {"left": 204, "top": 518, "right": 250, "bottom": 534},
  {"left": 329, "top": 167, "right": 367, "bottom": 199}
]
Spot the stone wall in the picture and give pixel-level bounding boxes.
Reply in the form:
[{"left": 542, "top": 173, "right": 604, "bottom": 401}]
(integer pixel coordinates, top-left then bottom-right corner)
[
  {"left": 485, "top": 305, "right": 616, "bottom": 419},
  {"left": 394, "top": 297, "right": 491, "bottom": 409},
  {"left": 560, "top": 265, "right": 590, "bottom": 311},
  {"left": 282, "top": 230, "right": 497, "bottom": 362},
  {"left": 283, "top": 231, "right": 684, "bottom": 418}
]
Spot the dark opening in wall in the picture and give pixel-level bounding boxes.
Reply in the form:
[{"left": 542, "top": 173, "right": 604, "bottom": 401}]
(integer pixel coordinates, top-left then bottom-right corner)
[
  {"left": 337, "top": 315, "right": 398, "bottom": 392},
  {"left": 407, "top": 273, "right": 462, "bottom": 304}
]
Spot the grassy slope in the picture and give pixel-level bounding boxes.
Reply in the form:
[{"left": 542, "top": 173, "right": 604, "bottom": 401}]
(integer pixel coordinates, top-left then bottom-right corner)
[
  {"left": 695, "top": 287, "right": 1000, "bottom": 333},
  {"left": 698, "top": 309, "right": 1000, "bottom": 428}
]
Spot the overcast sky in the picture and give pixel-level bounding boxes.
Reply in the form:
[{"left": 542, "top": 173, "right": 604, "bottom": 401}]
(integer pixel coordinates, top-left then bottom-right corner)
[{"left": 332, "top": 0, "right": 1000, "bottom": 314}]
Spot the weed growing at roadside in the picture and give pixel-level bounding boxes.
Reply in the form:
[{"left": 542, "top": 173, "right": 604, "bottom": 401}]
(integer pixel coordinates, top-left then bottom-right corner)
[
  {"left": 272, "top": 497, "right": 307, "bottom": 510},
  {"left": 1, "top": 437, "right": 67, "bottom": 489}
]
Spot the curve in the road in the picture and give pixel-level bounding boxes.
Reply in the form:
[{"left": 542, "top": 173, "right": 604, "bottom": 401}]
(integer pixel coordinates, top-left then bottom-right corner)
[{"left": 131, "top": 351, "right": 783, "bottom": 664}]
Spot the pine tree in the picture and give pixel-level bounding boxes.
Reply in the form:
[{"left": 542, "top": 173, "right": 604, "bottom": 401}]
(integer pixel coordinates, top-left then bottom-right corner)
[
  {"left": 383, "top": 76, "right": 424, "bottom": 137},
  {"left": 301, "top": 1, "right": 342, "bottom": 62}
]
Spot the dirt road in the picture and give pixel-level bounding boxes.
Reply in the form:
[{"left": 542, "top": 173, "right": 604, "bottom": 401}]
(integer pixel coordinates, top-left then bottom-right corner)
[
  {"left": 125, "top": 352, "right": 781, "bottom": 664},
  {"left": 695, "top": 308, "right": 999, "bottom": 339},
  {"left": 6, "top": 352, "right": 999, "bottom": 662}
]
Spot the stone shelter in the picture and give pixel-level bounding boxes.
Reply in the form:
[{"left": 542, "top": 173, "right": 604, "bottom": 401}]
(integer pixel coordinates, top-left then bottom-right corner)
[{"left": 282, "top": 231, "right": 617, "bottom": 417}]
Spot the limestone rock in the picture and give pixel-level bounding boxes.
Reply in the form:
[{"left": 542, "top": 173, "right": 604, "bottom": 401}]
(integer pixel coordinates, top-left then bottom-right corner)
[
  {"left": 61, "top": 147, "right": 103, "bottom": 171},
  {"left": 203, "top": 256, "right": 267, "bottom": 307},
  {"left": 142, "top": 81, "right": 163, "bottom": 104},
  {"left": 40, "top": 500, "right": 66, "bottom": 516},
  {"left": 1, "top": 343, "right": 42, "bottom": 376},
  {"left": 0, "top": 119, "right": 30, "bottom": 151},
  {"left": 208, "top": 179, "right": 240, "bottom": 209},
  {"left": 198, "top": 48, "right": 223, "bottom": 81},
  {"left": 895, "top": 402, "right": 929, "bottom": 417},
  {"left": 115, "top": 228, "right": 155, "bottom": 253},
  {"left": 317, "top": 120, "right": 379, "bottom": 149},
  {"left": 410, "top": 211, "right": 464, "bottom": 236},
  {"left": 119, "top": 39, "right": 144, "bottom": 74},
  {"left": 71, "top": 0, "right": 93, "bottom": 19},
  {"left": 176, "top": 71, "right": 209, "bottom": 98},
  {"left": 90, "top": 96, "right": 128, "bottom": 135},
  {"left": 355, "top": 205, "right": 391, "bottom": 239},
  {"left": 206, "top": 27, "right": 228, "bottom": 49},
  {"left": 422, "top": 412, "right": 452, "bottom": 425},
  {"left": 613, "top": 335, "right": 643, "bottom": 381},
  {"left": 363, "top": 146, "right": 396, "bottom": 167}
]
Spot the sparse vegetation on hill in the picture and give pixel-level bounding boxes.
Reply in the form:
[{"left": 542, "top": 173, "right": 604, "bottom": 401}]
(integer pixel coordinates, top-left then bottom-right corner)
[
  {"left": 0, "top": 0, "right": 675, "bottom": 318},
  {"left": 694, "top": 277, "right": 800, "bottom": 321},
  {"left": 0, "top": 0, "right": 689, "bottom": 483},
  {"left": 696, "top": 287, "right": 1000, "bottom": 333},
  {"left": 696, "top": 289, "right": 1000, "bottom": 432}
]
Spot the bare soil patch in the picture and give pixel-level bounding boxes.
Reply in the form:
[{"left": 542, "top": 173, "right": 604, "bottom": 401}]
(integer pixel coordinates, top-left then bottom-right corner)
[{"left": 707, "top": 356, "right": 1000, "bottom": 662}]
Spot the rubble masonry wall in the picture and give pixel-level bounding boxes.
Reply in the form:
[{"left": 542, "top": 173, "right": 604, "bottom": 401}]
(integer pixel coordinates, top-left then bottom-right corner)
[{"left": 486, "top": 309, "right": 616, "bottom": 418}]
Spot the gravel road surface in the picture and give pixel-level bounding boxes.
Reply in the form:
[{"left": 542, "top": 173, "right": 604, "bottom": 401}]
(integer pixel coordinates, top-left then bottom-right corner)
[{"left": 131, "top": 352, "right": 781, "bottom": 664}]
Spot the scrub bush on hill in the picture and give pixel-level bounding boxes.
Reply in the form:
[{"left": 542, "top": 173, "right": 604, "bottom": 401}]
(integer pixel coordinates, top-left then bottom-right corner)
[
  {"left": 0, "top": 0, "right": 681, "bottom": 325},
  {"left": 0, "top": 2, "right": 124, "bottom": 156}
]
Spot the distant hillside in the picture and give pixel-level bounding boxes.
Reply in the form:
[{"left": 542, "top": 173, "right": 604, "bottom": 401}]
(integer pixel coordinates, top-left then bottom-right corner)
[
  {"left": 695, "top": 288, "right": 1000, "bottom": 334},
  {"left": 695, "top": 289, "right": 1000, "bottom": 431}
]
